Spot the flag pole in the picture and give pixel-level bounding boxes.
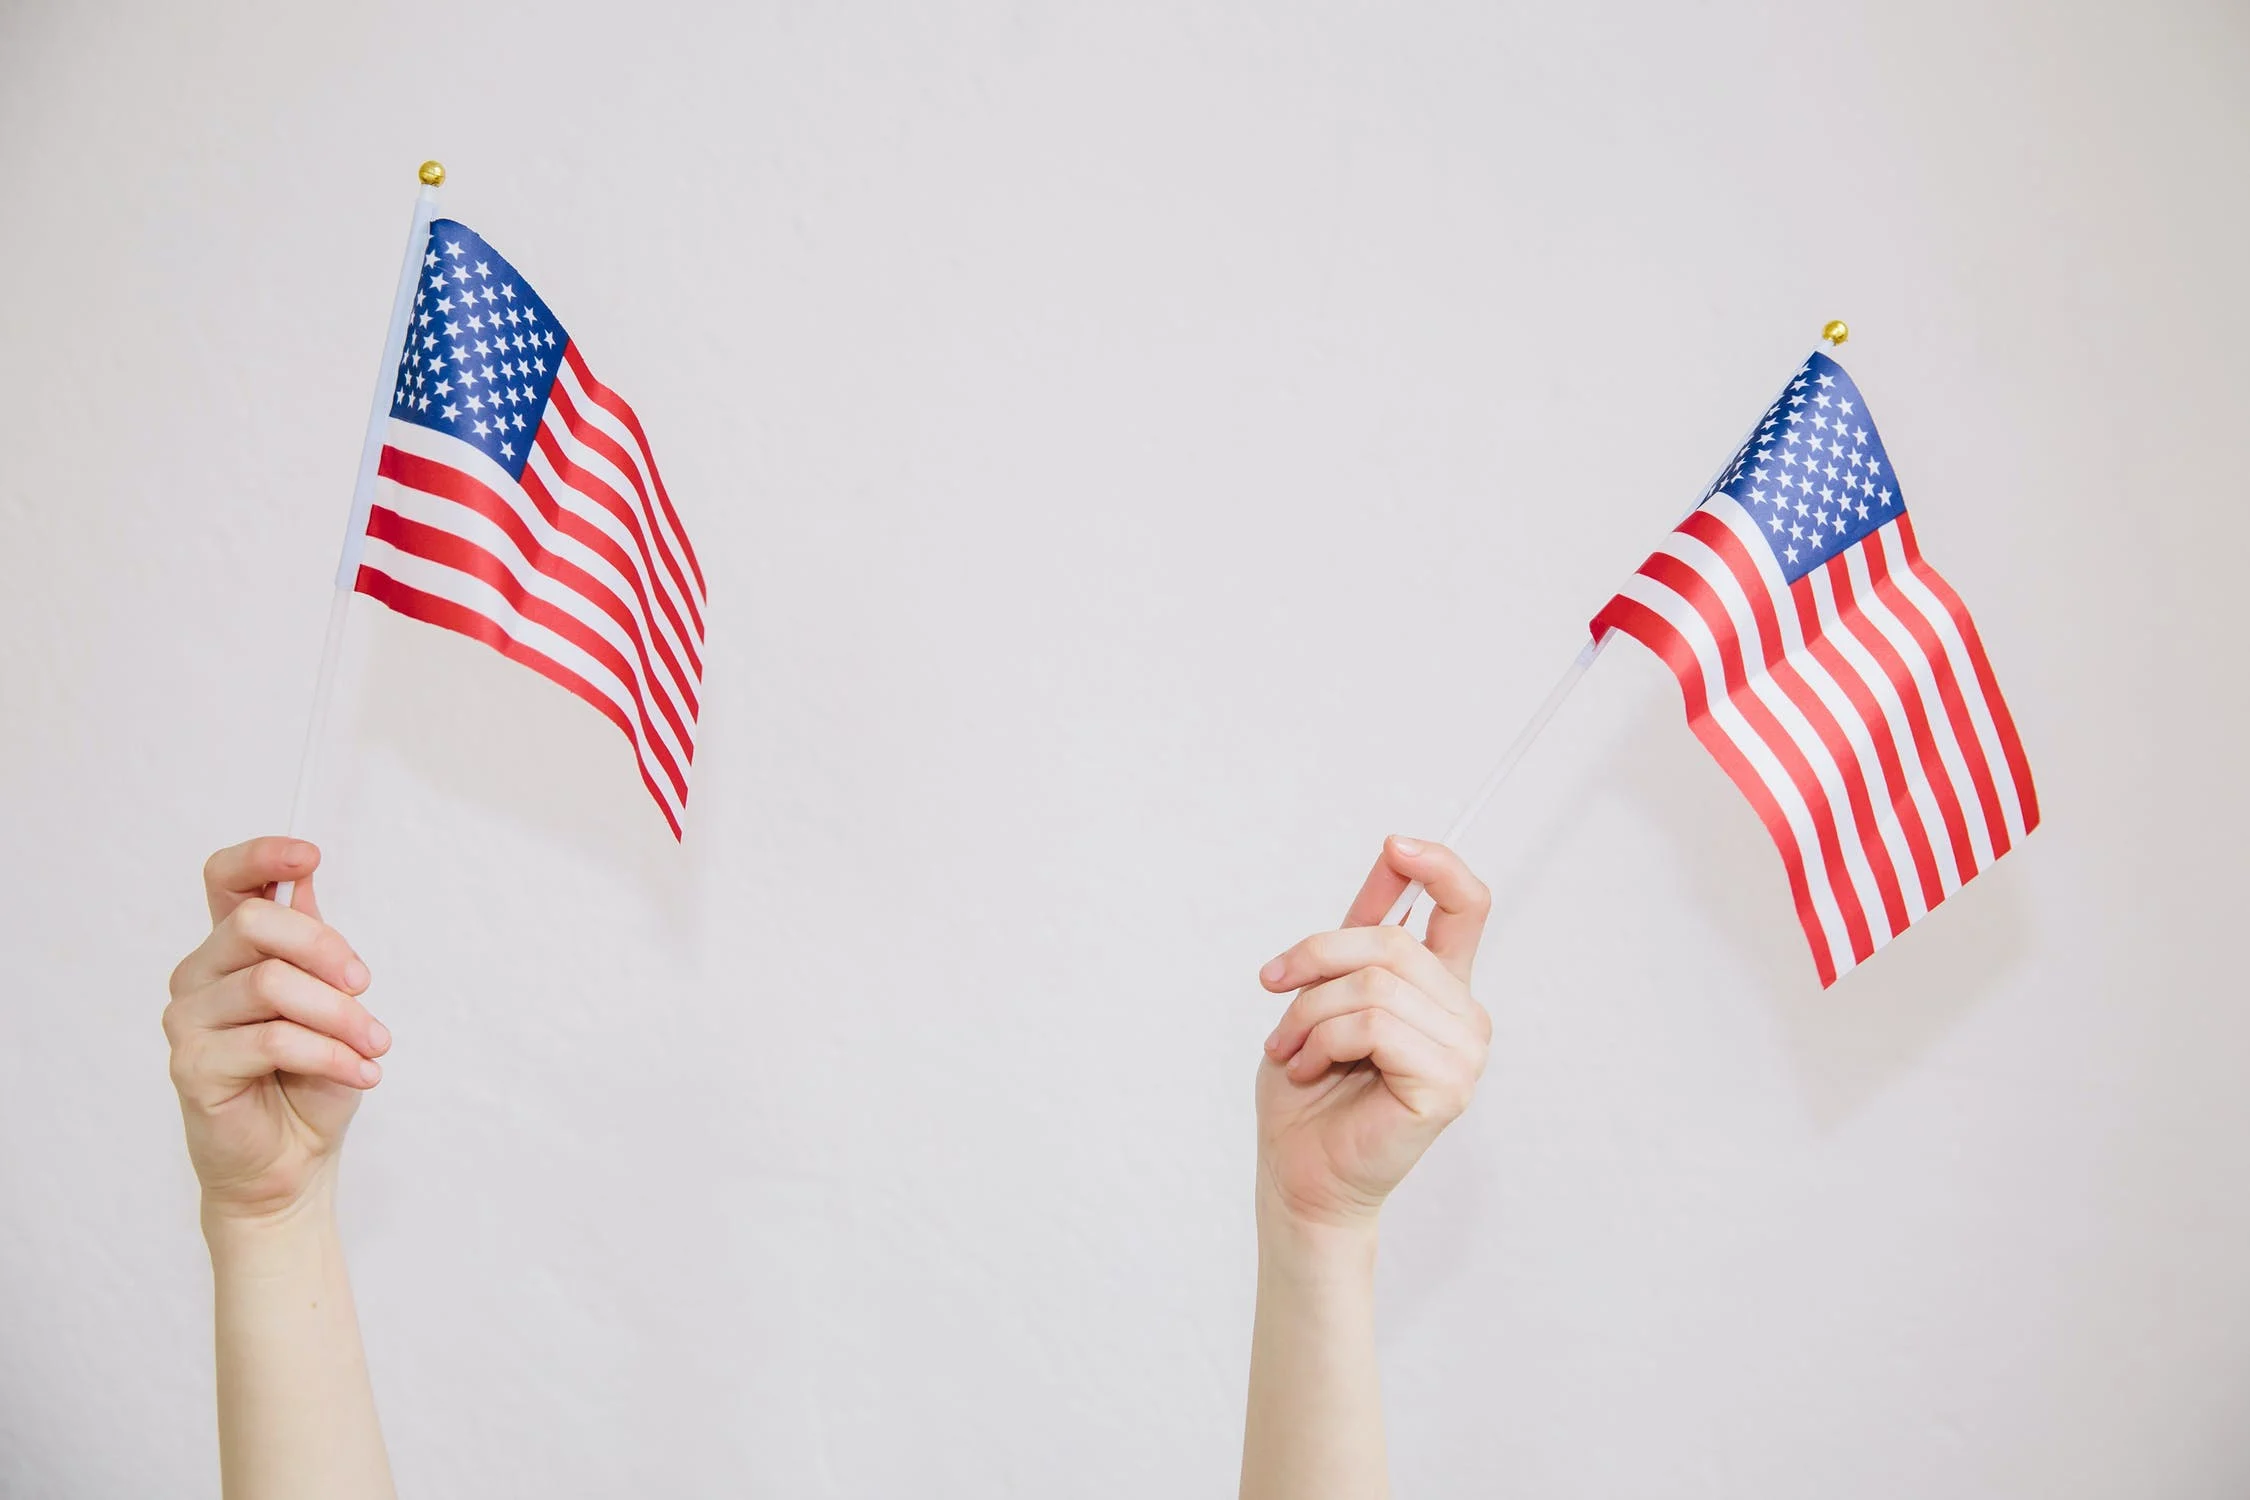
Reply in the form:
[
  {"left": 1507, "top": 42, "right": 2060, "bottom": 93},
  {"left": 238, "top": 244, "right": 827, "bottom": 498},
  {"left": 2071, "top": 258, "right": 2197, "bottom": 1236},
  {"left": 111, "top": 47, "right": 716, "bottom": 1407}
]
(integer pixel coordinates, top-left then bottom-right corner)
[
  {"left": 274, "top": 161, "right": 447, "bottom": 909},
  {"left": 1383, "top": 320, "right": 1852, "bottom": 927}
]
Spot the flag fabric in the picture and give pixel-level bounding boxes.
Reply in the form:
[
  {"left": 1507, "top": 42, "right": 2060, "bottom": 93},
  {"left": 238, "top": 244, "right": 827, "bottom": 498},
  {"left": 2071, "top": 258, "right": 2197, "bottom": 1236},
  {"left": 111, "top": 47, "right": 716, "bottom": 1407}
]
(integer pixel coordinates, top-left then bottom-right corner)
[
  {"left": 1591, "top": 352, "right": 2037, "bottom": 986},
  {"left": 358, "top": 219, "right": 704, "bottom": 838}
]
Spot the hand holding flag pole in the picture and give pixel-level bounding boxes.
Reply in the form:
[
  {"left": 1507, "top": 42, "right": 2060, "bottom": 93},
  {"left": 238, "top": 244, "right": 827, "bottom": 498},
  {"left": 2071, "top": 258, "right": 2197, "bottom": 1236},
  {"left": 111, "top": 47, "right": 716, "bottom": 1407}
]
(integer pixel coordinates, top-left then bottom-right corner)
[
  {"left": 1381, "top": 321, "right": 1854, "bottom": 928},
  {"left": 273, "top": 161, "right": 448, "bottom": 909}
]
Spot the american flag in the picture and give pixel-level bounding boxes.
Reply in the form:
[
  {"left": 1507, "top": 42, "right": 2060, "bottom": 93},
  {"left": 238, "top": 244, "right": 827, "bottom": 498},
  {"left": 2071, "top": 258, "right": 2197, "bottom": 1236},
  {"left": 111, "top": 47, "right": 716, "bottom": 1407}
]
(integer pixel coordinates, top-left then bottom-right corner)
[
  {"left": 357, "top": 218, "right": 704, "bottom": 837},
  {"left": 1592, "top": 352, "right": 2038, "bottom": 986}
]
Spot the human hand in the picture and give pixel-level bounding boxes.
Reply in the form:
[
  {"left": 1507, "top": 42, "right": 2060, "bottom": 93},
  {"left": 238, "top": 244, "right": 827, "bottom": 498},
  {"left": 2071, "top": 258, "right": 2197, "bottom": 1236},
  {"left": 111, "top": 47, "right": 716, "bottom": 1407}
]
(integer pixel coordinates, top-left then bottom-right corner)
[
  {"left": 164, "top": 838, "right": 389, "bottom": 1225},
  {"left": 1253, "top": 836, "right": 1492, "bottom": 1234}
]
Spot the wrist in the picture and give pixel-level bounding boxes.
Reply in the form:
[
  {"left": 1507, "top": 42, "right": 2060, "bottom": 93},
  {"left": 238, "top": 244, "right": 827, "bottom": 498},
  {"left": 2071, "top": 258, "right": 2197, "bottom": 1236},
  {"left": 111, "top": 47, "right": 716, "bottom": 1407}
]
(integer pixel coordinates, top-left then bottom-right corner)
[
  {"left": 1255, "top": 1184, "right": 1380, "bottom": 1282},
  {"left": 202, "top": 1176, "right": 341, "bottom": 1267}
]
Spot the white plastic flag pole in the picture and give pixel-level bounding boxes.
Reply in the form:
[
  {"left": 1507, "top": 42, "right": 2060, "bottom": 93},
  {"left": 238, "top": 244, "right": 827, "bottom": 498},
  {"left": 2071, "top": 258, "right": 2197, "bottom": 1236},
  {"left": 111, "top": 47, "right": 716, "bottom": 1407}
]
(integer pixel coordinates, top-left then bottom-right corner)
[
  {"left": 1383, "top": 322, "right": 1852, "bottom": 928},
  {"left": 273, "top": 161, "right": 447, "bottom": 910},
  {"left": 1380, "top": 633, "right": 1606, "bottom": 926}
]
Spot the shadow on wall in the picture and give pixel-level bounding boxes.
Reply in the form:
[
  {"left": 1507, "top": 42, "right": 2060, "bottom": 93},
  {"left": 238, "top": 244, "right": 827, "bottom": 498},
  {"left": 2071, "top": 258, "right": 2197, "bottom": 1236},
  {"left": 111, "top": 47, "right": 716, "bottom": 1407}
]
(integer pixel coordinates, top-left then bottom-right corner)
[
  {"left": 340, "top": 613, "right": 703, "bottom": 946},
  {"left": 1600, "top": 685, "right": 2034, "bottom": 1132}
]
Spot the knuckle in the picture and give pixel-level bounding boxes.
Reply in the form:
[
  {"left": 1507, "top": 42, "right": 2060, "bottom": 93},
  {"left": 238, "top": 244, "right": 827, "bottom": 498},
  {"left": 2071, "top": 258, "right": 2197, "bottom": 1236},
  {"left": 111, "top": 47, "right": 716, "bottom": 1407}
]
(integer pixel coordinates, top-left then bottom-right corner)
[
  {"left": 165, "top": 955, "right": 195, "bottom": 1001},
  {"left": 1461, "top": 874, "right": 1494, "bottom": 917},
  {"left": 250, "top": 957, "right": 290, "bottom": 1004}
]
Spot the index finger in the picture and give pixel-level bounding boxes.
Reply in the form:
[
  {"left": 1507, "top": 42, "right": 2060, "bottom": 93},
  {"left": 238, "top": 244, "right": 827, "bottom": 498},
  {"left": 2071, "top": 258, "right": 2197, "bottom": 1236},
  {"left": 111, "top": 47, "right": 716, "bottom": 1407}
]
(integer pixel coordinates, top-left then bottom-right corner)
[
  {"left": 1340, "top": 836, "right": 1492, "bottom": 982},
  {"left": 202, "top": 838, "right": 320, "bottom": 924}
]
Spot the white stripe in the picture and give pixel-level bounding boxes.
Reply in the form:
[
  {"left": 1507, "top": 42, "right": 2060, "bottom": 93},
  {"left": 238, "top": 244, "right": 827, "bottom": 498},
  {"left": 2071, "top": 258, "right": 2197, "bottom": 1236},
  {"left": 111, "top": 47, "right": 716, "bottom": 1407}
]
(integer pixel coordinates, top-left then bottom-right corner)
[
  {"left": 1706, "top": 498, "right": 1928, "bottom": 928},
  {"left": 372, "top": 469, "right": 695, "bottom": 780},
  {"left": 551, "top": 356, "right": 705, "bottom": 615},
  {"left": 1615, "top": 568, "right": 1853, "bottom": 977},
  {"left": 1801, "top": 556, "right": 1966, "bottom": 899},
  {"left": 381, "top": 420, "right": 701, "bottom": 734},
  {"left": 1841, "top": 529, "right": 1998, "bottom": 871},
  {"left": 525, "top": 411, "right": 705, "bottom": 683},
  {"left": 1867, "top": 526, "right": 2029, "bottom": 843},
  {"left": 359, "top": 535, "right": 688, "bottom": 820},
  {"left": 1655, "top": 518, "right": 1890, "bottom": 947}
]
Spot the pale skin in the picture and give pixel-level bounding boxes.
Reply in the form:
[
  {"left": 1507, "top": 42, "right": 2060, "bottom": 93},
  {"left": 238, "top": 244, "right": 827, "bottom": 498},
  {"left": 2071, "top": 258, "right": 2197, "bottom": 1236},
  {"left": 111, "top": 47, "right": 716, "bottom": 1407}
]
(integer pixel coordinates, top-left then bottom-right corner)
[
  {"left": 164, "top": 837, "right": 397, "bottom": 1500},
  {"left": 163, "top": 832, "right": 1481, "bottom": 1498},
  {"left": 1240, "top": 836, "right": 1494, "bottom": 1500}
]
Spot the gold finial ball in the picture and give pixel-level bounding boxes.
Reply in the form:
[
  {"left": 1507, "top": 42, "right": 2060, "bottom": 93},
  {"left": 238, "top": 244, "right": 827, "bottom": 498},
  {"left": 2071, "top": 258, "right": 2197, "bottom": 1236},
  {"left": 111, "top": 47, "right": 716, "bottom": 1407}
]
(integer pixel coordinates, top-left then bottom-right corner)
[
  {"left": 1822, "top": 319, "right": 1850, "bottom": 347},
  {"left": 418, "top": 160, "right": 446, "bottom": 186}
]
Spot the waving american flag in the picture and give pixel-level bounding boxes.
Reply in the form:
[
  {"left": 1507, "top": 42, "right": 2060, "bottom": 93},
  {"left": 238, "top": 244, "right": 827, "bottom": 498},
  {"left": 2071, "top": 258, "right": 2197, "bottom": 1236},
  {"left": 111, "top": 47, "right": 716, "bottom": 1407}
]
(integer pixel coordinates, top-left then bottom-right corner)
[
  {"left": 1593, "top": 353, "right": 2038, "bottom": 986},
  {"left": 356, "top": 219, "right": 705, "bottom": 837}
]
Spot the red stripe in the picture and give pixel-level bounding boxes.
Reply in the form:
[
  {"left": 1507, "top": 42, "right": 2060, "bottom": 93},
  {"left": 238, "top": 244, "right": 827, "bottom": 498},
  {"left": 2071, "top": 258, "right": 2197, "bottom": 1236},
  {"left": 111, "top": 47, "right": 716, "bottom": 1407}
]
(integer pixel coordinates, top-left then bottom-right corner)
[
  {"left": 378, "top": 446, "right": 698, "bottom": 748},
  {"left": 364, "top": 506, "right": 689, "bottom": 803},
  {"left": 352, "top": 564, "right": 684, "bottom": 840},
  {"left": 517, "top": 462, "right": 699, "bottom": 720},
  {"left": 1896, "top": 515, "right": 2040, "bottom": 833},
  {"left": 1638, "top": 550, "right": 1875, "bottom": 966},
  {"left": 534, "top": 422, "right": 704, "bottom": 681},
  {"left": 1792, "top": 567, "right": 1947, "bottom": 913},
  {"left": 546, "top": 376, "right": 705, "bottom": 639},
  {"left": 1682, "top": 511, "right": 1910, "bottom": 940},
  {"left": 1824, "top": 547, "right": 1979, "bottom": 887},
  {"left": 563, "top": 341, "right": 706, "bottom": 598},
  {"left": 1593, "top": 594, "right": 1838, "bottom": 987},
  {"left": 1862, "top": 527, "right": 2011, "bottom": 860}
]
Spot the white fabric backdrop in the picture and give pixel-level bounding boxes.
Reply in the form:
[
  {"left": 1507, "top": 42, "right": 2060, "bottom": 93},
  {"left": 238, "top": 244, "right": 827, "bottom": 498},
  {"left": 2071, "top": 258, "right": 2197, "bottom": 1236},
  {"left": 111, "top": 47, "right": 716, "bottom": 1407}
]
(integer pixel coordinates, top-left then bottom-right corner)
[{"left": 3, "top": 1, "right": 2246, "bottom": 1494}]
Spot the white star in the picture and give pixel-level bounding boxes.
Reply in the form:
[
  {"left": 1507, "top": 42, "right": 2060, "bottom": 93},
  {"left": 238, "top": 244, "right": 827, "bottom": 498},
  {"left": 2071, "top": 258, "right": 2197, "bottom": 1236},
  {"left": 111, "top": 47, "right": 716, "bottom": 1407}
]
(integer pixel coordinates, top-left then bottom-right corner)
[
  {"left": 1857, "top": 502, "right": 1869, "bottom": 520},
  {"left": 1813, "top": 392, "right": 1832, "bottom": 409},
  {"left": 434, "top": 380, "right": 452, "bottom": 397},
  {"left": 1867, "top": 457, "right": 1882, "bottom": 476},
  {"left": 500, "top": 441, "right": 515, "bottom": 459},
  {"left": 502, "top": 284, "right": 516, "bottom": 301},
  {"left": 1780, "top": 450, "right": 1799, "bottom": 467},
  {"left": 544, "top": 331, "right": 556, "bottom": 348},
  {"left": 1813, "top": 509, "right": 1828, "bottom": 529},
  {"left": 416, "top": 394, "right": 430, "bottom": 412},
  {"left": 1824, "top": 463, "right": 1840, "bottom": 480},
  {"left": 1785, "top": 544, "right": 1801, "bottom": 565},
  {"left": 474, "top": 419, "right": 491, "bottom": 437},
  {"left": 424, "top": 250, "right": 438, "bottom": 268},
  {"left": 416, "top": 311, "right": 431, "bottom": 329},
  {"left": 512, "top": 412, "right": 526, "bottom": 431},
  {"left": 1829, "top": 442, "right": 1844, "bottom": 459},
  {"left": 444, "top": 240, "right": 464, "bottom": 259},
  {"left": 475, "top": 259, "right": 492, "bottom": 279},
  {"left": 466, "top": 393, "right": 484, "bottom": 412},
  {"left": 1879, "top": 486, "right": 1894, "bottom": 506},
  {"left": 441, "top": 403, "right": 460, "bottom": 421},
  {"left": 1816, "top": 373, "right": 1836, "bottom": 388},
  {"left": 1751, "top": 488, "right": 1770, "bottom": 506},
  {"left": 481, "top": 286, "right": 497, "bottom": 304},
  {"left": 1839, "top": 398, "right": 1854, "bottom": 415},
  {"left": 1854, "top": 426, "right": 1868, "bottom": 444},
  {"left": 1769, "top": 513, "right": 1785, "bottom": 533},
  {"left": 532, "top": 357, "right": 546, "bottom": 373},
  {"left": 1832, "top": 514, "right": 1847, "bottom": 533},
  {"left": 481, "top": 364, "right": 497, "bottom": 383},
  {"left": 474, "top": 339, "right": 491, "bottom": 357}
]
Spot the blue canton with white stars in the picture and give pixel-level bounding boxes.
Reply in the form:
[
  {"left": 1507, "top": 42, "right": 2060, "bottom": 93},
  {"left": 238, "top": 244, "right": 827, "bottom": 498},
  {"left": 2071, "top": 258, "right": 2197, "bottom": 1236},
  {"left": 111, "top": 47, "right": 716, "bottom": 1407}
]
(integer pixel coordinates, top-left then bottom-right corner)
[
  {"left": 390, "top": 219, "right": 569, "bottom": 482},
  {"left": 1708, "top": 351, "right": 1904, "bottom": 584}
]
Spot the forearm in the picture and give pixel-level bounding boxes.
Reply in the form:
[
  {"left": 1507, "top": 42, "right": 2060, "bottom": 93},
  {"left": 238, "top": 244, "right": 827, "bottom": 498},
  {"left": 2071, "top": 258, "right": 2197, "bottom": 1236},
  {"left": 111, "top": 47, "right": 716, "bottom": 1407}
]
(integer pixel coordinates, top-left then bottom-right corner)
[
  {"left": 1240, "top": 1194, "right": 1387, "bottom": 1500},
  {"left": 205, "top": 1184, "right": 395, "bottom": 1500}
]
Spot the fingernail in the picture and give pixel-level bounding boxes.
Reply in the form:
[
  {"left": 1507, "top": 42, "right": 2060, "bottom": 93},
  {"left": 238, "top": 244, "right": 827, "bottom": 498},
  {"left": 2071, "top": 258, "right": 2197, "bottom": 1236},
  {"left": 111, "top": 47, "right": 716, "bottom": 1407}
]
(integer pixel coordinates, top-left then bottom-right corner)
[
  {"left": 1392, "top": 836, "right": 1423, "bottom": 856},
  {"left": 1262, "top": 1026, "right": 1284, "bottom": 1054},
  {"left": 344, "top": 959, "right": 371, "bottom": 992},
  {"left": 288, "top": 840, "right": 317, "bottom": 865},
  {"left": 1259, "top": 956, "right": 1287, "bottom": 985},
  {"left": 368, "top": 1020, "right": 392, "bottom": 1053},
  {"left": 358, "top": 1060, "right": 382, "bottom": 1085}
]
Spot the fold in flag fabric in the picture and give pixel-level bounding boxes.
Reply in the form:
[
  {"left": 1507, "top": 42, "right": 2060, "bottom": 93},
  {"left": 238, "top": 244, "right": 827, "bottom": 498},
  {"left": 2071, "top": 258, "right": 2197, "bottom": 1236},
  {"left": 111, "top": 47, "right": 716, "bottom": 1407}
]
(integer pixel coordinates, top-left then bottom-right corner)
[
  {"left": 362, "top": 220, "right": 705, "bottom": 838},
  {"left": 1591, "top": 352, "right": 2037, "bottom": 986}
]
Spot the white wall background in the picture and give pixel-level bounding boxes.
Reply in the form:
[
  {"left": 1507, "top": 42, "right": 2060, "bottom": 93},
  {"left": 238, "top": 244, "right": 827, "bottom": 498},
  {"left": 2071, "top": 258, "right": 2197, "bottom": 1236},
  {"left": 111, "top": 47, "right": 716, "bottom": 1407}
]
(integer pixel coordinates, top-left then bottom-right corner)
[{"left": 3, "top": 1, "right": 2246, "bottom": 1494}]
